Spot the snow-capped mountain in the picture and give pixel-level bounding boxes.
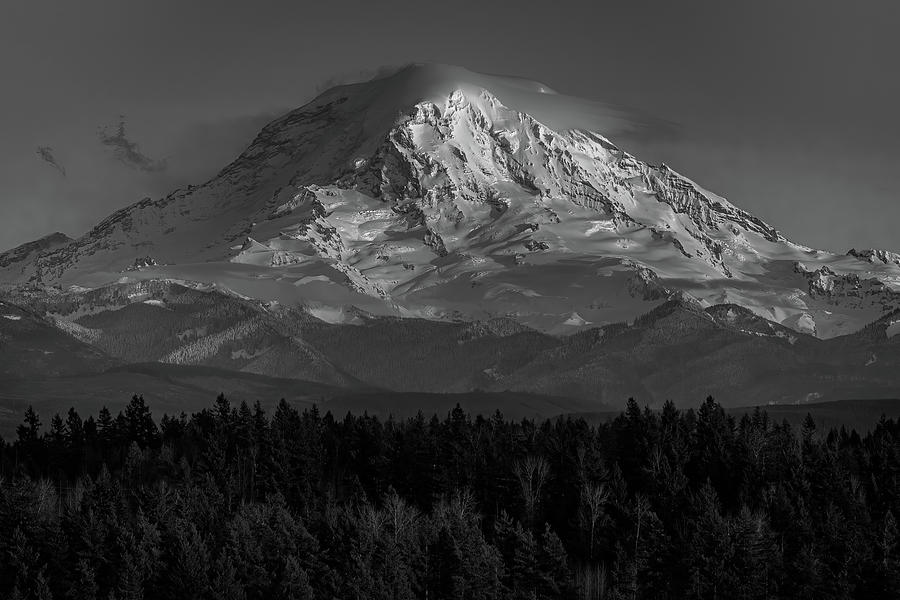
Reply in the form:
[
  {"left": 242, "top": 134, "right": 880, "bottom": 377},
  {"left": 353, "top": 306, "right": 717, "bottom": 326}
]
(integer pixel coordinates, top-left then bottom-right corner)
[{"left": 2, "top": 64, "right": 899, "bottom": 338}]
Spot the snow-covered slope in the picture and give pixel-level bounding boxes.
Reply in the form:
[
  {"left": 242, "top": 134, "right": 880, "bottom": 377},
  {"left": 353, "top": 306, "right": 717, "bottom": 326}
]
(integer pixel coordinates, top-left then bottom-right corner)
[{"left": 3, "top": 64, "right": 899, "bottom": 338}]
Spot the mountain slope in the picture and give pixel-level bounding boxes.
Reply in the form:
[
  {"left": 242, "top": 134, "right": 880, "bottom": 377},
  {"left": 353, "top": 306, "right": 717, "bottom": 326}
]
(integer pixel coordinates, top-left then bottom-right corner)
[
  {"left": 0, "top": 298, "right": 118, "bottom": 378},
  {"left": 481, "top": 299, "right": 900, "bottom": 406},
  {"left": 3, "top": 280, "right": 365, "bottom": 387}
]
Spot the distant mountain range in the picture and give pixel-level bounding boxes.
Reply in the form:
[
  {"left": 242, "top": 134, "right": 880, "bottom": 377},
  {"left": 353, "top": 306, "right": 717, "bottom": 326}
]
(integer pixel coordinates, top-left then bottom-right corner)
[
  {"left": 1, "top": 279, "right": 898, "bottom": 414},
  {"left": 2, "top": 64, "right": 898, "bottom": 413}
]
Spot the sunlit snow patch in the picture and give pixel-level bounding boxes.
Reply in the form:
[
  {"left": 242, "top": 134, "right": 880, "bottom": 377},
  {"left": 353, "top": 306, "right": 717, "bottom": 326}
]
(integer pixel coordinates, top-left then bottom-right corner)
[
  {"left": 887, "top": 321, "right": 900, "bottom": 339},
  {"left": 2, "top": 314, "right": 22, "bottom": 320},
  {"left": 585, "top": 220, "right": 617, "bottom": 236},
  {"left": 231, "top": 348, "right": 267, "bottom": 360},
  {"left": 563, "top": 312, "right": 589, "bottom": 326}
]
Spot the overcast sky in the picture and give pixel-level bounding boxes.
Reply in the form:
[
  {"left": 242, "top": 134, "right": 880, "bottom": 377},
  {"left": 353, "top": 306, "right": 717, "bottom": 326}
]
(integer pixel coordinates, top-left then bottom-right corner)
[{"left": 1, "top": 0, "right": 898, "bottom": 253}]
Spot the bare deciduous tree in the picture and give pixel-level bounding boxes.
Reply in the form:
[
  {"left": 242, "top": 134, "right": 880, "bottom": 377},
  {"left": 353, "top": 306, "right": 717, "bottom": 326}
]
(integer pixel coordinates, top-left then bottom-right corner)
[
  {"left": 514, "top": 455, "right": 549, "bottom": 526},
  {"left": 384, "top": 490, "right": 420, "bottom": 545},
  {"left": 580, "top": 482, "right": 609, "bottom": 560},
  {"left": 632, "top": 493, "right": 650, "bottom": 600}
]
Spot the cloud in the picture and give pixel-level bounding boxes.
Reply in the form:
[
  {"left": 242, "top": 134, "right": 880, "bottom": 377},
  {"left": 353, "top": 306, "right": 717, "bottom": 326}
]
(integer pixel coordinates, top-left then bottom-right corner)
[
  {"left": 615, "top": 111, "right": 683, "bottom": 146},
  {"left": 35, "top": 146, "right": 65, "bottom": 176},
  {"left": 99, "top": 110, "right": 281, "bottom": 200},
  {"left": 313, "top": 63, "right": 407, "bottom": 95},
  {"left": 97, "top": 116, "right": 167, "bottom": 172}
]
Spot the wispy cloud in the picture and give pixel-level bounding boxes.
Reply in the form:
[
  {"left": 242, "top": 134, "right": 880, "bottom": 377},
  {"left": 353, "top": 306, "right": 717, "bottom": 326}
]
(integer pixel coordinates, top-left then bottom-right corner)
[
  {"left": 97, "top": 116, "right": 167, "bottom": 172},
  {"left": 313, "top": 64, "right": 406, "bottom": 95},
  {"left": 36, "top": 146, "right": 66, "bottom": 176}
]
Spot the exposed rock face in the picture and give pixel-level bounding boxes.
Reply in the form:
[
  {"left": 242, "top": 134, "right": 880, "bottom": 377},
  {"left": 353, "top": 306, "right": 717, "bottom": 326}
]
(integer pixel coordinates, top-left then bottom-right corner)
[
  {"left": 125, "top": 256, "right": 159, "bottom": 271},
  {"left": 848, "top": 248, "right": 900, "bottom": 267},
  {"left": 0, "top": 232, "right": 73, "bottom": 270},
  {"left": 795, "top": 262, "right": 900, "bottom": 311}
]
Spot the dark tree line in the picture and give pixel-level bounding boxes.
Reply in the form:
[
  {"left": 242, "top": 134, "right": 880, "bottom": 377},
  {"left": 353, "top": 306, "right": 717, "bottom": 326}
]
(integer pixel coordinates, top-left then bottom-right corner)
[{"left": 0, "top": 394, "right": 898, "bottom": 599}]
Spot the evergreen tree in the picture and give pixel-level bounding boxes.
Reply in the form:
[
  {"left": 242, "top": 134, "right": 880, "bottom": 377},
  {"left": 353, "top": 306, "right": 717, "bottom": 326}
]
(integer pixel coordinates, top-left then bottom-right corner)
[
  {"left": 67, "top": 559, "right": 99, "bottom": 600},
  {"left": 537, "top": 524, "right": 574, "bottom": 599},
  {"left": 123, "top": 396, "right": 158, "bottom": 449},
  {"left": 17, "top": 405, "right": 41, "bottom": 443},
  {"left": 97, "top": 407, "right": 115, "bottom": 448}
]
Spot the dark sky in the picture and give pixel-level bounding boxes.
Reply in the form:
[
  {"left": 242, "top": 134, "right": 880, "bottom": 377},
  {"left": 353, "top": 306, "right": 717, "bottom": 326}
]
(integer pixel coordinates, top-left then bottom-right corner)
[{"left": 2, "top": 0, "right": 898, "bottom": 253}]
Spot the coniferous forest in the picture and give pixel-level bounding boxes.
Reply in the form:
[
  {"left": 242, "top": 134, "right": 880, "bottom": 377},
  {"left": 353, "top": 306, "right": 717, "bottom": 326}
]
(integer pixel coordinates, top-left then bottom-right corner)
[{"left": 0, "top": 395, "right": 898, "bottom": 600}]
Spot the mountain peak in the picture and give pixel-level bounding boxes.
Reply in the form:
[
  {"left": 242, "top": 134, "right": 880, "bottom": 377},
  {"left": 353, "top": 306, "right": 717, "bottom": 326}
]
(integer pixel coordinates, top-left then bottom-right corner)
[{"left": 297, "top": 62, "right": 652, "bottom": 142}]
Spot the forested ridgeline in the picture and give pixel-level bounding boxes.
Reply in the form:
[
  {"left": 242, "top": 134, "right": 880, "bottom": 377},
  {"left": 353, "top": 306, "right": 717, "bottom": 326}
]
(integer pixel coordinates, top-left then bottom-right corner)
[{"left": 0, "top": 395, "right": 898, "bottom": 600}]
